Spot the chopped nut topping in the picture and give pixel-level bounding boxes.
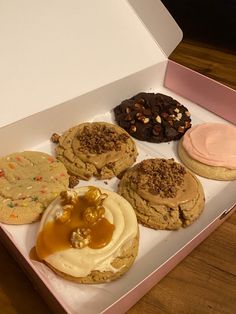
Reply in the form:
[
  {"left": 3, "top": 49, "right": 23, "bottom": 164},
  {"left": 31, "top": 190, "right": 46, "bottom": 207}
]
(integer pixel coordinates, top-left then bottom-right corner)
[
  {"left": 77, "top": 124, "right": 129, "bottom": 154},
  {"left": 132, "top": 159, "right": 186, "bottom": 198},
  {"left": 142, "top": 117, "right": 150, "bottom": 124},
  {"left": 136, "top": 112, "right": 144, "bottom": 120},
  {"left": 50, "top": 133, "right": 61, "bottom": 143},
  {"left": 176, "top": 113, "right": 182, "bottom": 121},
  {"left": 130, "top": 125, "right": 137, "bottom": 133},
  {"left": 125, "top": 107, "right": 131, "bottom": 114},
  {"left": 137, "top": 98, "right": 145, "bottom": 105},
  {"left": 124, "top": 114, "right": 132, "bottom": 121},
  {"left": 174, "top": 108, "right": 180, "bottom": 113},
  {"left": 70, "top": 228, "right": 91, "bottom": 248},
  {"left": 185, "top": 111, "right": 191, "bottom": 117},
  {"left": 134, "top": 103, "right": 143, "bottom": 110},
  {"left": 185, "top": 121, "right": 191, "bottom": 128},
  {"left": 178, "top": 126, "right": 185, "bottom": 133},
  {"left": 155, "top": 115, "right": 162, "bottom": 123}
]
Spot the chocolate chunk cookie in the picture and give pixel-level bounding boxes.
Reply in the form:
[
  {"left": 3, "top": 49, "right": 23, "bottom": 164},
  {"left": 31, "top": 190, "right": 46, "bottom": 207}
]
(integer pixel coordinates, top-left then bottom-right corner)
[
  {"left": 54, "top": 122, "right": 138, "bottom": 180},
  {"left": 114, "top": 92, "right": 191, "bottom": 142},
  {"left": 118, "top": 158, "right": 205, "bottom": 230}
]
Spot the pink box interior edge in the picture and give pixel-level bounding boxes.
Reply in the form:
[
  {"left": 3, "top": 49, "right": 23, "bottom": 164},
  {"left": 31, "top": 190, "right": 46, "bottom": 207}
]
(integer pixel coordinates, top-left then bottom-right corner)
[
  {"left": 0, "top": 60, "right": 235, "bottom": 314},
  {"left": 165, "top": 60, "right": 236, "bottom": 125}
]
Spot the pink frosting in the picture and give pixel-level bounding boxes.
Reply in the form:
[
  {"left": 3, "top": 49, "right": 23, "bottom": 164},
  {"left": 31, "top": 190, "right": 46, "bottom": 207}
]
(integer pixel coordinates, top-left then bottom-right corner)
[{"left": 182, "top": 123, "right": 236, "bottom": 169}]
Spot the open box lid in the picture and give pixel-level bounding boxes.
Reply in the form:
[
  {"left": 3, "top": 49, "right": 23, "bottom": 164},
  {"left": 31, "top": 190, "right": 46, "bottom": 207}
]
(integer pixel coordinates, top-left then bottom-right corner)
[{"left": 0, "top": 0, "right": 182, "bottom": 128}]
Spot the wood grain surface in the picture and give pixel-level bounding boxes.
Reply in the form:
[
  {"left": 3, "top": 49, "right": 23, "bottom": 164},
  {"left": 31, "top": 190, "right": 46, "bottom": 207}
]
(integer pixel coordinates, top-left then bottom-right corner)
[{"left": 0, "top": 40, "right": 236, "bottom": 314}]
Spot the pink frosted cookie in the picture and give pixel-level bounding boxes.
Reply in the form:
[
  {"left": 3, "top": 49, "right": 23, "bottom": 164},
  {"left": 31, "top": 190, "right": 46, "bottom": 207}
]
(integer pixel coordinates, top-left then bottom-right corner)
[{"left": 178, "top": 123, "right": 236, "bottom": 180}]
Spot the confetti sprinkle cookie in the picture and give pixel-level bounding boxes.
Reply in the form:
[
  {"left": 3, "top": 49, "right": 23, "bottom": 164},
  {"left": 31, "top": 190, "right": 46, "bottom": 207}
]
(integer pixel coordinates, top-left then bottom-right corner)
[{"left": 0, "top": 151, "right": 69, "bottom": 224}]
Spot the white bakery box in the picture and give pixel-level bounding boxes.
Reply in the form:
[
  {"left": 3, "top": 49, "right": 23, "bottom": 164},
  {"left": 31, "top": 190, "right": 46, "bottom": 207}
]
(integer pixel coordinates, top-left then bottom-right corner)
[{"left": 0, "top": 0, "right": 235, "bottom": 313}]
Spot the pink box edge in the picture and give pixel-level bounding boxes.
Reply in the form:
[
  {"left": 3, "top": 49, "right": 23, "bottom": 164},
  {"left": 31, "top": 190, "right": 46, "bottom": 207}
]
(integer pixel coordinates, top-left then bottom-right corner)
[{"left": 165, "top": 60, "right": 236, "bottom": 124}]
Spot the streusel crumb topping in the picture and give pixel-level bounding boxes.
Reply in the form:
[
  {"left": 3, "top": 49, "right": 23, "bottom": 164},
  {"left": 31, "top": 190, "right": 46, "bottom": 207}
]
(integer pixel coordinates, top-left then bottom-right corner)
[
  {"left": 77, "top": 124, "right": 129, "bottom": 154},
  {"left": 132, "top": 159, "right": 186, "bottom": 198}
]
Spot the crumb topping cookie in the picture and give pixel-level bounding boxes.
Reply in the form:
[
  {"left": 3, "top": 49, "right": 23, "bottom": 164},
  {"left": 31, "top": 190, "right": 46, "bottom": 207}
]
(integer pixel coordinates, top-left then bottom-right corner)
[
  {"left": 114, "top": 92, "right": 191, "bottom": 142},
  {"left": 54, "top": 122, "right": 138, "bottom": 180},
  {"left": 118, "top": 158, "right": 205, "bottom": 230},
  {"left": 35, "top": 186, "right": 139, "bottom": 283},
  {"left": 133, "top": 158, "right": 186, "bottom": 198},
  {"left": 0, "top": 151, "right": 69, "bottom": 224},
  {"left": 76, "top": 123, "right": 130, "bottom": 154}
]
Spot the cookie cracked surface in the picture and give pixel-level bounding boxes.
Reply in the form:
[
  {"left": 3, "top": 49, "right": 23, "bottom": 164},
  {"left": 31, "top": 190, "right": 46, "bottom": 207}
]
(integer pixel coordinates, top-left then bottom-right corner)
[
  {"left": 118, "top": 158, "right": 205, "bottom": 230},
  {"left": 114, "top": 92, "right": 191, "bottom": 143},
  {"left": 55, "top": 122, "right": 138, "bottom": 180}
]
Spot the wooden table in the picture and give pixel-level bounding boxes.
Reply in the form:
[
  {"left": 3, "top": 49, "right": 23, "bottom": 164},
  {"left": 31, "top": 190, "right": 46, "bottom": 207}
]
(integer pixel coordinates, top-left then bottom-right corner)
[{"left": 0, "top": 40, "right": 236, "bottom": 314}]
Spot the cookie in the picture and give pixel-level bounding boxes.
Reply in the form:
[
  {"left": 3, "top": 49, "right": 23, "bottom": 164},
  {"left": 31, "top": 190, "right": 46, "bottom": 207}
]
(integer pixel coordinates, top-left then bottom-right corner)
[
  {"left": 54, "top": 122, "right": 138, "bottom": 180},
  {"left": 178, "top": 123, "right": 236, "bottom": 180},
  {"left": 0, "top": 151, "right": 69, "bottom": 224},
  {"left": 118, "top": 158, "right": 205, "bottom": 230},
  {"left": 35, "top": 186, "right": 139, "bottom": 283},
  {"left": 114, "top": 92, "right": 191, "bottom": 142}
]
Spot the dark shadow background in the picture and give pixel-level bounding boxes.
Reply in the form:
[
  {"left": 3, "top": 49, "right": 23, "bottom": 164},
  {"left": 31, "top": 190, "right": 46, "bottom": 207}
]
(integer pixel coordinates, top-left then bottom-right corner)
[{"left": 161, "top": 0, "right": 236, "bottom": 52}]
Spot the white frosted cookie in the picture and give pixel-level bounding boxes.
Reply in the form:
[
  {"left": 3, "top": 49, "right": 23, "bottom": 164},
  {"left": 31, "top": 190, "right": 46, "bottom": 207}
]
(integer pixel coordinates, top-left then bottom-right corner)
[
  {"left": 118, "top": 158, "right": 205, "bottom": 230},
  {"left": 178, "top": 123, "right": 236, "bottom": 180},
  {"left": 0, "top": 151, "right": 69, "bottom": 224},
  {"left": 35, "top": 186, "right": 139, "bottom": 283},
  {"left": 54, "top": 122, "right": 138, "bottom": 180}
]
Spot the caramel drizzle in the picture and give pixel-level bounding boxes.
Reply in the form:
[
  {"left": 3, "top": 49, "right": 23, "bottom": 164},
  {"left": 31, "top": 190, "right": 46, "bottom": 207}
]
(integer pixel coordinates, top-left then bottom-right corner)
[{"left": 36, "top": 187, "right": 114, "bottom": 260}]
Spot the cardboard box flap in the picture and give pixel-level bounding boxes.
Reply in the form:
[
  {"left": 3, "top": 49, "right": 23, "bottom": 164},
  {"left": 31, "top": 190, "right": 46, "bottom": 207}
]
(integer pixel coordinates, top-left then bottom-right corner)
[
  {"left": 128, "top": 0, "right": 183, "bottom": 57},
  {"left": 0, "top": 0, "right": 181, "bottom": 128}
]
